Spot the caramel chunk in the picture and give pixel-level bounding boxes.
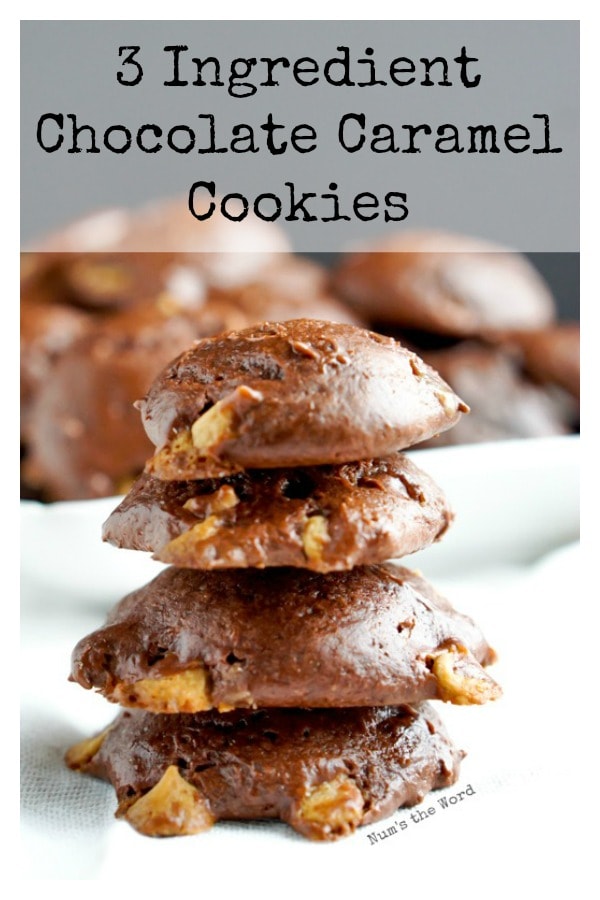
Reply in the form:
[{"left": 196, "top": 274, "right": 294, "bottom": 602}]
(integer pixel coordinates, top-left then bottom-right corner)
[
  {"left": 430, "top": 645, "right": 502, "bottom": 705},
  {"left": 124, "top": 766, "right": 215, "bottom": 837},
  {"left": 294, "top": 774, "right": 364, "bottom": 841}
]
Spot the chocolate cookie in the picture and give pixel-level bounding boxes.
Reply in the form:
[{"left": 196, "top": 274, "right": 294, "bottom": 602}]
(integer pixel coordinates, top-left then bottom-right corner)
[
  {"left": 116, "top": 195, "right": 291, "bottom": 285},
  {"left": 22, "top": 248, "right": 211, "bottom": 314},
  {"left": 70, "top": 563, "right": 500, "bottom": 713},
  {"left": 213, "top": 255, "right": 363, "bottom": 327},
  {"left": 102, "top": 455, "right": 453, "bottom": 572},
  {"left": 331, "top": 231, "right": 556, "bottom": 336},
  {"left": 418, "top": 342, "right": 568, "bottom": 447},
  {"left": 491, "top": 323, "right": 580, "bottom": 400},
  {"left": 65, "top": 703, "right": 462, "bottom": 840},
  {"left": 59, "top": 252, "right": 209, "bottom": 313},
  {"left": 141, "top": 320, "right": 469, "bottom": 481},
  {"left": 20, "top": 263, "right": 242, "bottom": 500},
  {"left": 20, "top": 297, "right": 91, "bottom": 441},
  {"left": 26, "top": 197, "right": 290, "bottom": 279}
]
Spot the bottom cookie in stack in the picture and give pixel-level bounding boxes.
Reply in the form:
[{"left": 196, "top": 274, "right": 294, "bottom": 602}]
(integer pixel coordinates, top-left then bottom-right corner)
[
  {"left": 66, "top": 564, "right": 500, "bottom": 839},
  {"left": 66, "top": 704, "right": 462, "bottom": 841}
]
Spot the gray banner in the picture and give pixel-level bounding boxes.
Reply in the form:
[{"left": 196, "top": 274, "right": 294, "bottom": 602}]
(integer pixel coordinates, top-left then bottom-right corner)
[{"left": 21, "top": 20, "right": 579, "bottom": 251}]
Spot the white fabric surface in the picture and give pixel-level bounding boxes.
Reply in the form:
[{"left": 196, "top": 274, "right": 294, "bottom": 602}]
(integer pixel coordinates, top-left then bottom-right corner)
[{"left": 21, "top": 539, "right": 591, "bottom": 888}]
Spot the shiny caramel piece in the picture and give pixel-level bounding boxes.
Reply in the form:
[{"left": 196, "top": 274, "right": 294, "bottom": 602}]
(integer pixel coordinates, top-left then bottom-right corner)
[
  {"left": 190, "top": 401, "right": 237, "bottom": 456},
  {"left": 145, "top": 430, "right": 235, "bottom": 481},
  {"left": 110, "top": 668, "right": 212, "bottom": 714},
  {"left": 293, "top": 774, "right": 364, "bottom": 841},
  {"left": 430, "top": 645, "right": 502, "bottom": 705},
  {"left": 64, "top": 726, "right": 112, "bottom": 769},
  {"left": 301, "top": 515, "right": 331, "bottom": 564},
  {"left": 123, "top": 766, "right": 215, "bottom": 837}
]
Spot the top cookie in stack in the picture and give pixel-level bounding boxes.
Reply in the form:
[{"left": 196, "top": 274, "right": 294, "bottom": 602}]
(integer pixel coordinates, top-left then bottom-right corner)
[{"left": 138, "top": 319, "right": 468, "bottom": 478}]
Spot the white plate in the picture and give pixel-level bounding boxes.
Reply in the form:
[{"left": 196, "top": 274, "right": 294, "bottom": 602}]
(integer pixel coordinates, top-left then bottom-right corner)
[
  {"left": 406, "top": 434, "right": 579, "bottom": 575},
  {"left": 21, "top": 436, "right": 582, "bottom": 885}
]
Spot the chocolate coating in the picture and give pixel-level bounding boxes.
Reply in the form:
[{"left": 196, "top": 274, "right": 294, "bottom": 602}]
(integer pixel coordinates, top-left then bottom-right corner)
[
  {"left": 332, "top": 231, "right": 556, "bottom": 336},
  {"left": 141, "top": 320, "right": 468, "bottom": 478},
  {"left": 102, "top": 455, "right": 453, "bottom": 572},
  {"left": 67, "top": 704, "right": 462, "bottom": 840},
  {"left": 70, "top": 563, "right": 498, "bottom": 711},
  {"left": 418, "top": 342, "right": 568, "bottom": 447}
]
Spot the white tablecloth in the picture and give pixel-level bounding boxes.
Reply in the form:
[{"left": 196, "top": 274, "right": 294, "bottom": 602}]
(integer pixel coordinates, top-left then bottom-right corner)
[{"left": 21, "top": 539, "right": 590, "bottom": 890}]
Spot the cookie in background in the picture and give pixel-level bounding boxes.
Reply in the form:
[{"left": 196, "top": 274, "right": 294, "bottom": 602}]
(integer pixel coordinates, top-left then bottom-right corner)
[{"left": 330, "top": 229, "right": 579, "bottom": 447}]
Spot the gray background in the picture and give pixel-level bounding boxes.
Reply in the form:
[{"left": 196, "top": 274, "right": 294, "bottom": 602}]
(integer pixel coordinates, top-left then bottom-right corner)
[{"left": 21, "top": 20, "right": 579, "bottom": 253}]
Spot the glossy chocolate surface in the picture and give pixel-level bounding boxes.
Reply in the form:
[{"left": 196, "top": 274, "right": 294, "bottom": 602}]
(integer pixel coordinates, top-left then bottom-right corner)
[
  {"left": 141, "top": 320, "right": 468, "bottom": 477},
  {"left": 71, "top": 563, "right": 497, "bottom": 710}
]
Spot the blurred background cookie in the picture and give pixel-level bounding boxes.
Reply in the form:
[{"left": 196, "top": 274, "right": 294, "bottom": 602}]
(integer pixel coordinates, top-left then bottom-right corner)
[
  {"left": 328, "top": 229, "right": 579, "bottom": 450},
  {"left": 20, "top": 294, "right": 92, "bottom": 442},
  {"left": 211, "top": 254, "right": 363, "bottom": 327},
  {"left": 486, "top": 323, "right": 580, "bottom": 401},
  {"left": 23, "top": 303, "right": 249, "bottom": 500},
  {"left": 331, "top": 230, "right": 556, "bottom": 337},
  {"left": 417, "top": 342, "right": 570, "bottom": 447}
]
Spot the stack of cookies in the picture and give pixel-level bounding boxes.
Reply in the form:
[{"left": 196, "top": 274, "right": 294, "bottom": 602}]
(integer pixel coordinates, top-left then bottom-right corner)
[{"left": 66, "top": 319, "right": 501, "bottom": 842}]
